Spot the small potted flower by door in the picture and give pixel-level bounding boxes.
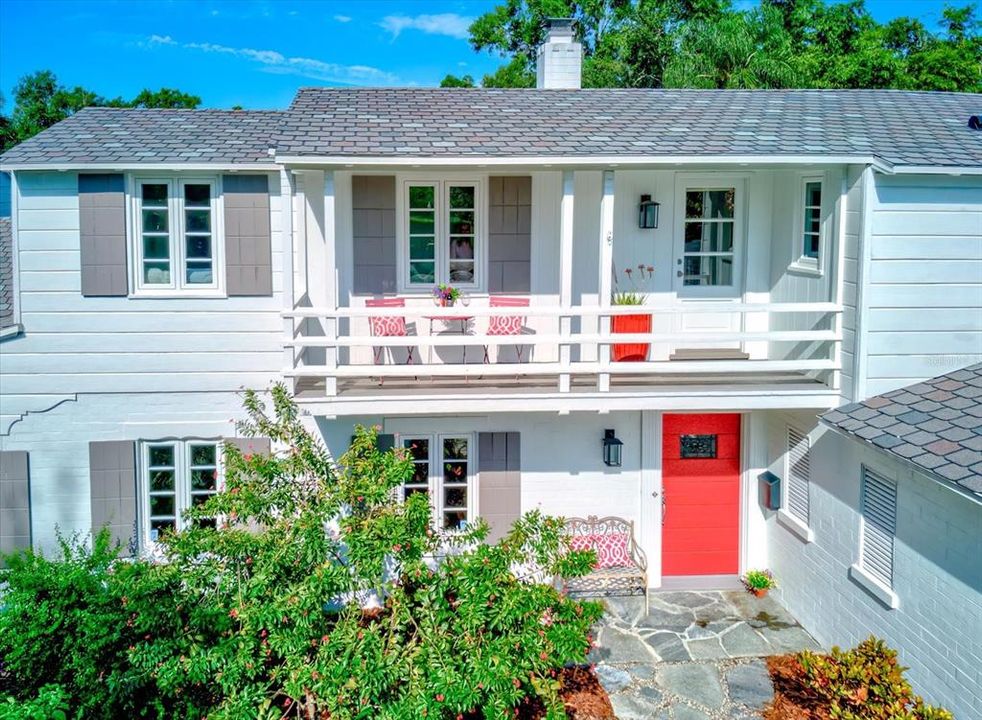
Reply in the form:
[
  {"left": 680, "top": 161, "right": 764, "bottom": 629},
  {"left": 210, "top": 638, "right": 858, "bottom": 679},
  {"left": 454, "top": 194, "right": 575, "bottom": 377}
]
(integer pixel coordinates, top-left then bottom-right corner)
[{"left": 611, "top": 264, "right": 655, "bottom": 362}]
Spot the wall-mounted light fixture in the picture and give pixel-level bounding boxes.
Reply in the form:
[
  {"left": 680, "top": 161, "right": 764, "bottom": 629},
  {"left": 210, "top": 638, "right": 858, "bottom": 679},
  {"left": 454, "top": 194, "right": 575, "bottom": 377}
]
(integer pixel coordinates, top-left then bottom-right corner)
[
  {"left": 638, "top": 194, "right": 659, "bottom": 229},
  {"left": 602, "top": 429, "right": 623, "bottom": 467}
]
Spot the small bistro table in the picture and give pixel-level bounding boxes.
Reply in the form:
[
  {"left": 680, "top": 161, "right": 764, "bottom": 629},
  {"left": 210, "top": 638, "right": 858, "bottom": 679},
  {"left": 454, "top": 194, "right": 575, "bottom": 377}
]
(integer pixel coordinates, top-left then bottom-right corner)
[{"left": 425, "top": 315, "right": 474, "bottom": 365}]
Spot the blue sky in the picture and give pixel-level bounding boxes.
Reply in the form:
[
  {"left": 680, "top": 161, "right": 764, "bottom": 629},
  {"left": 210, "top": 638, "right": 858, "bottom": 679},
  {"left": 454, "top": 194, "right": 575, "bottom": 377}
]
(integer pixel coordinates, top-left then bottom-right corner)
[{"left": 0, "top": 0, "right": 963, "bottom": 110}]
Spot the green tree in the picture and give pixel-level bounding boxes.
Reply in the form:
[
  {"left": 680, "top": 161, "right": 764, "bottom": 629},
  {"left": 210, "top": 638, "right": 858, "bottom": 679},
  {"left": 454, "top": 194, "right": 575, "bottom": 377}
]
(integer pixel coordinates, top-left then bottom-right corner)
[{"left": 0, "top": 70, "right": 202, "bottom": 152}]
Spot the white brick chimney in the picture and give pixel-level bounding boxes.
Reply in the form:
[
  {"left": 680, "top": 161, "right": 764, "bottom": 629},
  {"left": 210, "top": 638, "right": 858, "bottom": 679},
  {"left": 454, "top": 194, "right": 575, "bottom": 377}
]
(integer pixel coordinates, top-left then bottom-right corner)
[{"left": 536, "top": 18, "right": 582, "bottom": 89}]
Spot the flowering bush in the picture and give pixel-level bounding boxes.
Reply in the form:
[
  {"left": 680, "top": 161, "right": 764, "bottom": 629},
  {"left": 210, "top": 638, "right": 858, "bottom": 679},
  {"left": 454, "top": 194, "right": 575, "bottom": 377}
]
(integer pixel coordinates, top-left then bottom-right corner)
[{"left": 1, "top": 384, "right": 601, "bottom": 719}]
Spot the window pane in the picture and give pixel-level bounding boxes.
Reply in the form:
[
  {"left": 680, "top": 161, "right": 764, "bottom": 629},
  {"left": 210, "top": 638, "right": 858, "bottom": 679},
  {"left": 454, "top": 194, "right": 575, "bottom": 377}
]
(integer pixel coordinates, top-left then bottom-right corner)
[
  {"left": 409, "top": 211, "right": 435, "bottom": 236},
  {"left": 184, "top": 184, "right": 210, "bottom": 206},
  {"left": 186, "top": 236, "right": 212, "bottom": 259},
  {"left": 684, "top": 222, "right": 733, "bottom": 253},
  {"left": 443, "top": 510, "right": 467, "bottom": 530},
  {"left": 449, "top": 186, "right": 474, "bottom": 209},
  {"left": 409, "top": 262, "right": 435, "bottom": 285},
  {"left": 143, "top": 235, "right": 169, "bottom": 259},
  {"left": 686, "top": 189, "right": 734, "bottom": 219},
  {"left": 150, "top": 470, "right": 175, "bottom": 491},
  {"left": 443, "top": 438, "right": 468, "bottom": 460},
  {"left": 806, "top": 182, "right": 822, "bottom": 208},
  {"left": 409, "top": 186, "right": 435, "bottom": 209},
  {"left": 449, "top": 262, "right": 474, "bottom": 284},
  {"left": 186, "top": 262, "right": 213, "bottom": 285},
  {"left": 142, "top": 209, "right": 169, "bottom": 233},
  {"left": 449, "top": 211, "right": 474, "bottom": 235},
  {"left": 142, "top": 184, "right": 167, "bottom": 204},
  {"left": 191, "top": 444, "right": 216, "bottom": 466},
  {"left": 409, "top": 235, "right": 435, "bottom": 259},
  {"left": 143, "top": 262, "right": 171, "bottom": 285},
  {"left": 191, "top": 469, "right": 217, "bottom": 491},
  {"left": 149, "top": 445, "right": 175, "bottom": 467},
  {"left": 185, "top": 209, "right": 211, "bottom": 233},
  {"left": 683, "top": 256, "right": 733, "bottom": 286},
  {"left": 404, "top": 438, "right": 429, "bottom": 461},
  {"left": 444, "top": 486, "right": 467, "bottom": 508},
  {"left": 150, "top": 495, "right": 175, "bottom": 516}
]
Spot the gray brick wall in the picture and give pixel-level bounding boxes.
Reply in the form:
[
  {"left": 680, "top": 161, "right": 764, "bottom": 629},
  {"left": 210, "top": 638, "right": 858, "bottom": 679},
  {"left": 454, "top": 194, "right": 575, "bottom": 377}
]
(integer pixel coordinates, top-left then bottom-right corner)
[{"left": 764, "top": 411, "right": 982, "bottom": 718}]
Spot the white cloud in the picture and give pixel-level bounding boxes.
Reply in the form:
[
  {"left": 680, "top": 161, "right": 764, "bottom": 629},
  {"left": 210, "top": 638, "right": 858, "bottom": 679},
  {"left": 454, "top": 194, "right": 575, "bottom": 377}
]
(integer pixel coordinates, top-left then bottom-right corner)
[
  {"left": 333, "top": 14, "right": 351, "bottom": 23},
  {"left": 380, "top": 13, "right": 472, "bottom": 40},
  {"left": 148, "top": 36, "right": 399, "bottom": 85}
]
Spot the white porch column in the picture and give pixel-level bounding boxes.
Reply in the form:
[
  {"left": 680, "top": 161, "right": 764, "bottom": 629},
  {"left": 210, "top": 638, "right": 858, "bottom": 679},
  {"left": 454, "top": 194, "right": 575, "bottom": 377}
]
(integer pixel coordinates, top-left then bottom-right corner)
[
  {"left": 597, "top": 170, "right": 615, "bottom": 392},
  {"left": 280, "top": 170, "right": 296, "bottom": 382},
  {"left": 558, "top": 170, "right": 575, "bottom": 392}
]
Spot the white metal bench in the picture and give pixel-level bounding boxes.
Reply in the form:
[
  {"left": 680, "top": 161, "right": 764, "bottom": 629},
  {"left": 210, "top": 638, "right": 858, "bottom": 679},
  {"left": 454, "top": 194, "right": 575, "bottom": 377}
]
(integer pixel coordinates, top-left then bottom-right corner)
[{"left": 562, "top": 515, "right": 648, "bottom": 612}]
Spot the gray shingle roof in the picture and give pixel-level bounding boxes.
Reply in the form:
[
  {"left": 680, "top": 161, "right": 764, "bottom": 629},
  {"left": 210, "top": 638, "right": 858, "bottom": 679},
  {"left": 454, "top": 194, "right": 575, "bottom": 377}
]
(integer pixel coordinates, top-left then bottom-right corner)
[
  {"left": 822, "top": 364, "right": 982, "bottom": 499},
  {"left": 0, "top": 217, "right": 13, "bottom": 329},
  {"left": 0, "top": 108, "right": 282, "bottom": 166},
  {"left": 277, "top": 88, "right": 982, "bottom": 168}
]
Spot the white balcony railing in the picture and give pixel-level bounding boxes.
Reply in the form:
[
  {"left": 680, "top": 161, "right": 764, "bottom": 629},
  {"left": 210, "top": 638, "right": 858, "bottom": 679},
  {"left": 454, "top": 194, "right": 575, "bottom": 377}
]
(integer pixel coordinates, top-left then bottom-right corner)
[{"left": 282, "top": 302, "right": 842, "bottom": 395}]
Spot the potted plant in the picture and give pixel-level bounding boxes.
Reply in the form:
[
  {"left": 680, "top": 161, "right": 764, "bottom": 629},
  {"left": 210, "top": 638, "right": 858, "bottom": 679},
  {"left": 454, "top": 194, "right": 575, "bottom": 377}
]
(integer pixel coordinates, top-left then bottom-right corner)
[
  {"left": 611, "top": 264, "right": 655, "bottom": 362},
  {"left": 433, "top": 283, "right": 461, "bottom": 307},
  {"left": 742, "top": 569, "right": 777, "bottom": 598}
]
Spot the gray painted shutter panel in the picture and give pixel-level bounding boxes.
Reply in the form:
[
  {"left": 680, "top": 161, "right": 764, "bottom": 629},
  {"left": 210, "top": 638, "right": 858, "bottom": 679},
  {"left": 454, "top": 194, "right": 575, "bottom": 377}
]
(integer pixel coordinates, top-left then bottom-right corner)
[
  {"left": 478, "top": 432, "right": 521, "bottom": 543},
  {"left": 89, "top": 440, "right": 137, "bottom": 557},
  {"left": 224, "top": 437, "right": 271, "bottom": 456},
  {"left": 79, "top": 174, "right": 127, "bottom": 297},
  {"left": 488, "top": 176, "right": 531, "bottom": 293},
  {"left": 223, "top": 174, "right": 272, "bottom": 296},
  {"left": 352, "top": 176, "right": 397, "bottom": 295},
  {"left": 1, "top": 450, "right": 31, "bottom": 560}
]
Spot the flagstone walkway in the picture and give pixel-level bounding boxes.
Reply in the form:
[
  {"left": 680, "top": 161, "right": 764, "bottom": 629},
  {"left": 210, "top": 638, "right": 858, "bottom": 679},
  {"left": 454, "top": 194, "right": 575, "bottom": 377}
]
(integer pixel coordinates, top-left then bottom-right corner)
[{"left": 588, "top": 590, "right": 821, "bottom": 719}]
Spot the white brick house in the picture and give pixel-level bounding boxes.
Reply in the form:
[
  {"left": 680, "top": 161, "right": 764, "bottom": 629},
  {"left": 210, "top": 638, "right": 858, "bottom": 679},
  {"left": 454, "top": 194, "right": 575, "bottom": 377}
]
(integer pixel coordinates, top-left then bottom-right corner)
[{"left": 0, "top": 20, "right": 980, "bottom": 715}]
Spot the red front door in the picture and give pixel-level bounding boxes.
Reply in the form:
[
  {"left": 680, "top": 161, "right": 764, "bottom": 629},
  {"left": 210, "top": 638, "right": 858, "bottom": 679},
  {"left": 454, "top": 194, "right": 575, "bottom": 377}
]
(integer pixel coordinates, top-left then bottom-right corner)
[{"left": 662, "top": 413, "right": 741, "bottom": 576}]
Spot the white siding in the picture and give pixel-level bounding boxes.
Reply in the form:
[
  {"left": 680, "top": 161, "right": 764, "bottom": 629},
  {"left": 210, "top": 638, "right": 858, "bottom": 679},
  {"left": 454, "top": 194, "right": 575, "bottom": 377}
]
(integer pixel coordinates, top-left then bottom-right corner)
[
  {"left": 863, "top": 174, "right": 982, "bottom": 397},
  {"left": 764, "top": 411, "right": 982, "bottom": 719},
  {"left": 1, "top": 171, "right": 284, "bottom": 421}
]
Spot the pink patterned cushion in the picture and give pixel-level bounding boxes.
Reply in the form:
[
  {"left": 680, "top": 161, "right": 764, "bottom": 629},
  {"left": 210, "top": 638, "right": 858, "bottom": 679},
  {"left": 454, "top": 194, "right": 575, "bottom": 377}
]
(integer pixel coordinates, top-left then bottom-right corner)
[
  {"left": 487, "top": 315, "right": 524, "bottom": 336},
  {"left": 369, "top": 315, "right": 408, "bottom": 337},
  {"left": 569, "top": 533, "right": 631, "bottom": 569}
]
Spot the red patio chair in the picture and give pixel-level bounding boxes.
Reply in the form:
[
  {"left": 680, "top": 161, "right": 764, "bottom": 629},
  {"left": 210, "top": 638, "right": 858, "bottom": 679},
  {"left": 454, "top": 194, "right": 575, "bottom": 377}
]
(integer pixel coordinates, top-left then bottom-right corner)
[
  {"left": 483, "top": 296, "right": 529, "bottom": 364},
  {"left": 366, "top": 298, "right": 418, "bottom": 366}
]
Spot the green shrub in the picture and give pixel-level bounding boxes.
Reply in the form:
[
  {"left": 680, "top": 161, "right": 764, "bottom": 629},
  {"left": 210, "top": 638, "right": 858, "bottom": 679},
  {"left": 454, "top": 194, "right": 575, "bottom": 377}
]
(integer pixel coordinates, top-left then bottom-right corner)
[
  {"left": 2, "top": 384, "right": 601, "bottom": 719},
  {"left": 797, "top": 636, "right": 953, "bottom": 720}
]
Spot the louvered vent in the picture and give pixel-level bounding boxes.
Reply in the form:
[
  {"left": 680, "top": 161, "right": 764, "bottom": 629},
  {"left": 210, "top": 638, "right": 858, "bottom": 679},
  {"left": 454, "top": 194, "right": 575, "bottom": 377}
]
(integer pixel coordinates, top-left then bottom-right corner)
[
  {"left": 786, "top": 427, "right": 811, "bottom": 525},
  {"left": 860, "top": 468, "right": 897, "bottom": 588}
]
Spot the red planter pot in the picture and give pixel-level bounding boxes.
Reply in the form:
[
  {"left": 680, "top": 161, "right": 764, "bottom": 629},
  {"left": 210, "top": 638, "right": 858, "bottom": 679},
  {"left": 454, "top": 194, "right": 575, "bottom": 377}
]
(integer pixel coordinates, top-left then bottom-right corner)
[{"left": 611, "top": 313, "right": 651, "bottom": 362}]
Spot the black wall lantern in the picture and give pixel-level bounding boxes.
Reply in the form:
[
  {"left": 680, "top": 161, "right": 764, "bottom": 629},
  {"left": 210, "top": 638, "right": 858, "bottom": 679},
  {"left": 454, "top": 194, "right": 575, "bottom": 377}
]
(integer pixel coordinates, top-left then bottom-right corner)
[
  {"left": 638, "top": 194, "right": 659, "bottom": 229},
  {"left": 602, "top": 429, "right": 623, "bottom": 467}
]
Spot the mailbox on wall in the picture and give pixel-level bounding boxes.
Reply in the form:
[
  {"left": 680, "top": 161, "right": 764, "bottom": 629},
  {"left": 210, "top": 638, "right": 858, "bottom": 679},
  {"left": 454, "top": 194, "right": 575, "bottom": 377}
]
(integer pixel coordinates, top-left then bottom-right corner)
[{"left": 758, "top": 471, "right": 781, "bottom": 511}]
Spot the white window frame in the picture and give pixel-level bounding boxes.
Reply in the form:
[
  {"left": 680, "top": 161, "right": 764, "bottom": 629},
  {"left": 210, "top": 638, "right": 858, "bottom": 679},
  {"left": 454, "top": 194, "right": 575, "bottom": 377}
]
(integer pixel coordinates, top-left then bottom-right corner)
[
  {"left": 777, "top": 425, "right": 814, "bottom": 543},
  {"left": 850, "top": 464, "right": 900, "bottom": 609},
  {"left": 128, "top": 175, "right": 226, "bottom": 297},
  {"left": 138, "top": 439, "right": 223, "bottom": 548},
  {"left": 397, "top": 177, "right": 486, "bottom": 293},
  {"left": 790, "top": 174, "right": 825, "bottom": 276},
  {"left": 396, "top": 432, "right": 476, "bottom": 530}
]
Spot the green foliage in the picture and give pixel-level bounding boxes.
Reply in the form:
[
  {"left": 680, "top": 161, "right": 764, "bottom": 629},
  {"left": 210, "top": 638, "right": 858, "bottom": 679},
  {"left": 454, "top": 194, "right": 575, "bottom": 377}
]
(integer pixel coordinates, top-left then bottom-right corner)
[
  {"left": 796, "top": 637, "right": 954, "bottom": 720},
  {"left": 0, "top": 70, "right": 201, "bottom": 152},
  {"left": 0, "top": 531, "right": 160, "bottom": 719},
  {"left": 0, "top": 384, "right": 601, "bottom": 719},
  {"left": 459, "top": 0, "right": 980, "bottom": 90}
]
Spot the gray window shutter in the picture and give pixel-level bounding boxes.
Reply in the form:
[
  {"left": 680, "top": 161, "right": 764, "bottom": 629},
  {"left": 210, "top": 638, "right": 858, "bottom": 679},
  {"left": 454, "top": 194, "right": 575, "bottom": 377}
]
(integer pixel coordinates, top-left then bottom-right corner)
[
  {"left": 352, "top": 175, "right": 396, "bottom": 295},
  {"left": 223, "top": 175, "right": 272, "bottom": 296},
  {"left": 79, "top": 174, "right": 127, "bottom": 297},
  {"left": 1, "top": 450, "right": 31, "bottom": 561},
  {"left": 224, "top": 437, "right": 271, "bottom": 456},
  {"left": 478, "top": 432, "right": 521, "bottom": 543},
  {"left": 89, "top": 440, "right": 137, "bottom": 556},
  {"left": 489, "top": 177, "right": 531, "bottom": 293}
]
